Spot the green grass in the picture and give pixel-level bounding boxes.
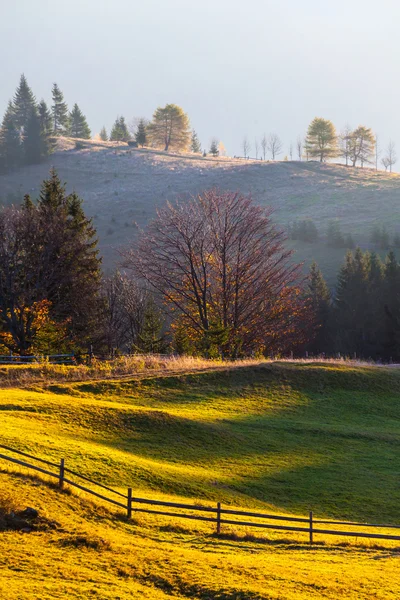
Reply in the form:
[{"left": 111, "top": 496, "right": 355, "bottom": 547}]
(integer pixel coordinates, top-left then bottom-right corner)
[{"left": 1, "top": 362, "right": 400, "bottom": 598}]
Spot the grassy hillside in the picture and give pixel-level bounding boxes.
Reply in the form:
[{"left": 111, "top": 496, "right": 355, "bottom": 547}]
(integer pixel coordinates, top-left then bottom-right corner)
[
  {"left": 1, "top": 139, "right": 400, "bottom": 282},
  {"left": 1, "top": 362, "right": 400, "bottom": 598}
]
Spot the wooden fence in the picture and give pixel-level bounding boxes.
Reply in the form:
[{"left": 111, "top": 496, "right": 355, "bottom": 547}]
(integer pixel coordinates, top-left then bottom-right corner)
[
  {"left": 1, "top": 444, "right": 400, "bottom": 544},
  {"left": 0, "top": 354, "right": 75, "bottom": 365}
]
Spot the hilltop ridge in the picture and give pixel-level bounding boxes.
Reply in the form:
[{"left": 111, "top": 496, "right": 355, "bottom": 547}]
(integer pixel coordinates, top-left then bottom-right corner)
[{"left": 1, "top": 138, "right": 399, "bottom": 278}]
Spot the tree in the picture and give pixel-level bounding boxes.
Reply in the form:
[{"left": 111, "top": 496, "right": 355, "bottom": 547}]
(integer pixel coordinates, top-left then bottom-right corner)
[
  {"left": 68, "top": 103, "right": 91, "bottom": 139},
  {"left": 305, "top": 118, "right": 338, "bottom": 162},
  {"left": 0, "top": 101, "right": 23, "bottom": 172},
  {"left": 348, "top": 126, "right": 375, "bottom": 167},
  {"left": 375, "top": 133, "right": 381, "bottom": 171},
  {"left": 261, "top": 133, "right": 267, "bottom": 160},
  {"left": 12, "top": 74, "right": 36, "bottom": 132},
  {"left": 382, "top": 140, "right": 397, "bottom": 173},
  {"left": 38, "top": 100, "right": 53, "bottom": 160},
  {"left": 209, "top": 138, "right": 219, "bottom": 156},
  {"left": 326, "top": 220, "right": 346, "bottom": 248},
  {"left": 99, "top": 126, "right": 108, "bottom": 141},
  {"left": 254, "top": 138, "right": 260, "bottom": 159},
  {"left": 51, "top": 83, "right": 69, "bottom": 136},
  {"left": 296, "top": 136, "right": 303, "bottom": 160},
  {"left": 147, "top": 104, "right": 190, "bottom": 152},
  {"left": 267, "top": 133, "right": 283, "bottom": 160},
  {"left": 191, "top": 129, "right": 201, "bottom": 153},
  {"left": 0, "top": 170, "right": 101, "bottom": 354},
  {"left": 123, "top": 190, "right": 308, "bottom": 357},
  {"left": 110, "top": 116, "right": 131, "bottom": 142},
  {"left": 242, "top": 136, "right": 250, "bottom": 158},
  {"left": 24, "top": 106, "right": 42, "bottom": 165},
  {"left": 339, "top": 125, "right": 352, "bottom": 166},
  {"left": 135, "top": 118, "right": 148, "bottom": 147},
  {"left": 307, "top": 262, "right": 331, "bottom": 354}
]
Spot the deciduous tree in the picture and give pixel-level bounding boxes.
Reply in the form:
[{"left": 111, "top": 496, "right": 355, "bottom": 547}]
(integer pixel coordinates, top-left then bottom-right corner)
[
  {"left": 305, "top": 117, "right": 338, "bottom": 162},
  {"left": 147, "top": 104, "right": 190, "bottom": 152}
]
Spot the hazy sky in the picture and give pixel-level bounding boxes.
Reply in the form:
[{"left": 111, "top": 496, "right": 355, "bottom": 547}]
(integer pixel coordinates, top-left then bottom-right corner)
[{"left": 1, "top": 0, "right": 399, "bottom": 161}]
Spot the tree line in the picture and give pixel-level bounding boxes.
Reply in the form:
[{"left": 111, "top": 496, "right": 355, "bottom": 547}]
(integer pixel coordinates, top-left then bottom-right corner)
[
  {"left": 0, "top": 75, "right": 91, "bottom": 173},
  {"left": 1, "top": 171, "right": 399, "bottom": 361}
]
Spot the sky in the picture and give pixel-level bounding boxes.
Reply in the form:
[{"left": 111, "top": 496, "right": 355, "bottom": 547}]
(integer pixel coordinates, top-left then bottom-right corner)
[{"left": 1, "top": 0, "right": 399, "bottom": 162}]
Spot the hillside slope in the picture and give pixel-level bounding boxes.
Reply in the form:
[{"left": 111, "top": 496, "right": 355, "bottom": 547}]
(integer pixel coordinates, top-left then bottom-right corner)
[
  {"left": 1, "top": 139, "right": 400, "bottom": 280},
  {"left": 1, "top": 362, "right": 400, "bottom": 599}
]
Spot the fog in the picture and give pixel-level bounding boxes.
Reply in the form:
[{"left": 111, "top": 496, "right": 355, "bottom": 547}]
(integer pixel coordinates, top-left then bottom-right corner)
[{"left": 1, "top": 0, "right": 399, "bottom": 160}]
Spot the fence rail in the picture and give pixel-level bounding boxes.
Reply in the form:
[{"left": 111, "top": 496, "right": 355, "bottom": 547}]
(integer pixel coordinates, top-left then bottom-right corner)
[
  {"left": 1, "top": 444, "right": 399, "bottom": 545},
  {"left": 0, "top": 354, "right": 75, "bottom": 365}
]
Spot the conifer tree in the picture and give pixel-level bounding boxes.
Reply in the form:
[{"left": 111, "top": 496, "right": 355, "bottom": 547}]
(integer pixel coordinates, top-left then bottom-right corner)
[
  {"left": 99, "top": 126, "right": 108, "bottom": 141},
  {"left": 51, "top": 83, "right": 69, "bottom": 135},
  {"left": 382, "top": 251, "right": 400, "bottom": 359},
  {"left": 147, "top": 104, "right": 190, "bottom": 151},
  {"left": 24, "top": 106, "right": 42, "bottom": 165},
  {"left": 191, "top": 129, "right": 201, "bottom": 153},
  {"left": 12, "top": 74, "right": 36, "bottom": 132},
  {"left": 110, "top": 116, "right": 130, "bottom": 141},
  {"left": 307, "top": 262, "right": 331, "bottom": 354},
  {"left": 68, "top": 103, "right": 91, "bottom": 139},
  {"left": 135, "top": 118, "right": 147, "bottom": 147},
  {"left": 209, "top": 138, "right": 219, "bottom": 156},
  {"left": 305, "top": 117, "right": 338, "bottom": 162},
  {"left": 38, "top": 100, "right": 53, "bottom": 158},
  {"left": 0, "top": 101, "right": 23, "bottom": 172}
]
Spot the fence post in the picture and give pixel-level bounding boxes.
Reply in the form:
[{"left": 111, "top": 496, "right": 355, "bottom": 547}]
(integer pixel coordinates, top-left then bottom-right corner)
[
  {"left": 127, "top": 487, "right": 132, "bottom": 519},
  {"left": 59, "top": 458, "right": 65, "bottom": 489},
  {"left": 216, "top": 502, "right": 221, "bottom": 534},
  {"left": 309, "top": 511, "right": 313, "bottom": 544}
]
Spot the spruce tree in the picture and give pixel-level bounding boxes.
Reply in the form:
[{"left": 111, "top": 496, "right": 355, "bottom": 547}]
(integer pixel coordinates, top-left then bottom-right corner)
[
  {"left": 68, "top": 103, "right": 91, "bottom": 139},
  {"left": 24, "top": 106, "right": 42, "bottom": 165},
  {"left": 382, "top": 251, "right": 400, "bottom": 360},
  {"left": 38, "top": 100, "right": 53, "bottom": 158},
  {"left": 99, "top": 126, "right": 108, "bottom": 141},
  {"left": 110, "top": 116, "right": 130, "bottom": 142},
  {"left": 12, "top": 74, "right": 36, "bottom": 132},
  {"left": 209, "top": 138, "right": 219, "bottom": 156},
  {"left": 307, "top": 261, "right": 331, "bottom": 354},
  {"left": 0, "top": 101, "right": 23, "bottom": 172},
  {"left": 51, "top": 83, "right": 69, "bottom": 135},
  {"left": 135, "top": 118, "right": 147, "bottom": 147},
  {"left": 191, "top": 129, "right": 201, "bottom": 153}
]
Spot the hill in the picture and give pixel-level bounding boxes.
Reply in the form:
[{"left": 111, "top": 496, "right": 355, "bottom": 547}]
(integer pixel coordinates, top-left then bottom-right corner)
[
  {"left": 1, "top": 362, "right": 400, "bottom": 598},
  {"left": 1, "top": 139, "right": 400, "bottom": 282}
]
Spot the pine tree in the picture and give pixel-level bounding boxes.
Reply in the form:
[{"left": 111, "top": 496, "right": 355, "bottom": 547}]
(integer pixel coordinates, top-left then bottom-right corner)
[
  {"left": 382, "top": 251, "right": 400, "bottom": 360},
  {"left": 191, "top": 129, "right": 201, "bottom": 153},
  {"left": 51, "top": 83, "right": 69, "bottom": 135},
  {"left": 307, "top": 262, "right": 331, "bottom": 354},
  {"left": 68, "top": 103, "right": 91, "bottom": 139},
  {"left": 12, "top": 74, "right": 36, "bottom": 132},
  {"left": 209, "top": 138, "right": 219, "bottom": 156},
  {"left": 24, "top": 106, "right": 42, "bottom": 165},
  {"left": 135, "top": 118, "right": 147, "bottom": 147},
  {"left": 0, "top": 101, "right": 23, "bottom": 172},
  {"left": 110, "top": 116, "right": 130, "bottom": 142},
  {"left": 38, "top": 100, "right": 53, "bottom": 159},
  {"left": 99, "top": 126, "right": 108, "bottom": 141}
]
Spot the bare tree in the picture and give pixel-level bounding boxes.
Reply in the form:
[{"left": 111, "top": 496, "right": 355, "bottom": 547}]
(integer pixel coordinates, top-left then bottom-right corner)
[
  {"left": 267, "top": 133, "right": 283, "bottom": 160},
  {"left": 123, "top": 190, "right": 308, "bottom": 356},
  {"left": 296, "top": 136, "right": 303, "bottom": 160},
  {"left": 382, "top": 140, "right": 397, "bottom": 173},
  {"left": 289, "top": 143, "right": 293, "bottom": 161},
  {"left": 242, "top": 136, "right": 250, "bottom": 158},
  {"left": 261, "top": 133, "right": 267, "bottom": 160},
  {"left": 254, "top": 138, "right": 260, "bottom": 160}
]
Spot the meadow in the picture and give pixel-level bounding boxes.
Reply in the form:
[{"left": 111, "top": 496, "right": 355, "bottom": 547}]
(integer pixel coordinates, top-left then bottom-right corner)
[{"left": 1, "top": 362, "right": 399, "bottom": 598}]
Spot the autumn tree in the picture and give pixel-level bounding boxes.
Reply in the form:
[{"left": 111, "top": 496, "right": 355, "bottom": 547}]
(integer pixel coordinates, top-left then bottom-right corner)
[
  {"left": 305, "top": 117, "right": 338, "bottom": 162},
  {"left": 123, "top": 190, "right": 309, "bottom": 357},
  {"left": 348, "top": 126, "right": 375, "bottom": 167},
  {"left": 147, "top": 104, "right": 190, "bottom": 152}
]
